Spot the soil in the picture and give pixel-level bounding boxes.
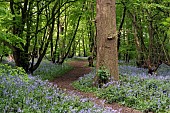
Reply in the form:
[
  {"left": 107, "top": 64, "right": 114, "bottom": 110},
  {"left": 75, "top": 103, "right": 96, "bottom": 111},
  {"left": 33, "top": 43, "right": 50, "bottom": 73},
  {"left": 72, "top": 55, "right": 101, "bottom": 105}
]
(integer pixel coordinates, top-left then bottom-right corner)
[{"left": 51, "top": 60, "right": 142, "bottom": 113}]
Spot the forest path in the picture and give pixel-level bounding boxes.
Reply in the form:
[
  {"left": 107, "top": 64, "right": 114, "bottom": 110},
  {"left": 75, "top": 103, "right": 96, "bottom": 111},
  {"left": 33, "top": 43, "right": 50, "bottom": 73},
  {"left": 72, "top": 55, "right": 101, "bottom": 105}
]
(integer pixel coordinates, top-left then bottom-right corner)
[{"left": 51, "top": 60, "right": 141, "bottom": 113}]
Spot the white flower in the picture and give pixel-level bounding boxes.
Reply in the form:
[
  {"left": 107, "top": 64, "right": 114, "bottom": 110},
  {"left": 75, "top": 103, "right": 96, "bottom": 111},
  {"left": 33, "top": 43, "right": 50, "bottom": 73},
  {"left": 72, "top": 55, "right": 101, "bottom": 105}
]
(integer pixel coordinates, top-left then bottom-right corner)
[{"left": 17, "top": 107, "right": 22, "bottom": 112}]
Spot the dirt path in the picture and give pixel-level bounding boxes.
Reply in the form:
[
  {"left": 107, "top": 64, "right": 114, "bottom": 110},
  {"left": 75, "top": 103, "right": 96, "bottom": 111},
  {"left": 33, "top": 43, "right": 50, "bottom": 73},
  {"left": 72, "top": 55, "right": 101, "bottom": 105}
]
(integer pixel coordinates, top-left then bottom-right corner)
[{"left": 52, "top": 60, "right": 141, "bottom": 113}]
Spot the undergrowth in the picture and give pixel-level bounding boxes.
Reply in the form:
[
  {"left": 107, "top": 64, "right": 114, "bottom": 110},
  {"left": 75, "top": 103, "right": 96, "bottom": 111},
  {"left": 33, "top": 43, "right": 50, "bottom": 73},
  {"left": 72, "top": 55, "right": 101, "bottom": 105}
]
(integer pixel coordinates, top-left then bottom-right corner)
[
  {"left": 73, "top": 72, "right": 170, "bottom": 113},
  {"left": 33, "top": 60, "right": 73, "bottom": 80},
  {"left": 0, "top": 63, "right": 119, "bottom": 113},
  {"left": 72, "top": 72, "right": 98, "bottom": 92}
]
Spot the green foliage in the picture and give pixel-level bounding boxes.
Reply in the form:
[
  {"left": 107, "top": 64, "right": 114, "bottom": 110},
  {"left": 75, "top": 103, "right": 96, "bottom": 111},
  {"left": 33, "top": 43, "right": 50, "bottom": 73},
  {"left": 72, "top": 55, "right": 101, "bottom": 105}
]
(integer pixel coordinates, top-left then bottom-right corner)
[
  {"left": 0, "top": 2, "right": 13, "bottom": 29},
  {"left": 72, "top": 67, "right": 111, "bottom": 92},
  {"left": 72, "top": 72, "right": 97, "bottom": 92},
  {"left": 97, "top": 67, "right": 110, "bottom": 81},
  {"left": 162, "top": 17, "right": 170, "bottom": 36},
  {"left": 0, "top": 32, "right": 25, "bottom": 50},
  {"left": 0, "top": 44, "right": 11, "bottom": 56},
  {"left": 33, "top": 60, "right": 73, "bottom": 80},
  {"left": 117, "top": 0, "right": 170, "bottom": 62},
  {"left": 73, "top": 73, "right": 170, "bottom": 113},
  {"left": 0, "top": 3, "right": 14, "bottom": 55},
  {"left": 0, "top": 63, "right": 28, "bottom": 81},
  {"left": 97, "top": 76, "right": 170, "bottom": 113}
]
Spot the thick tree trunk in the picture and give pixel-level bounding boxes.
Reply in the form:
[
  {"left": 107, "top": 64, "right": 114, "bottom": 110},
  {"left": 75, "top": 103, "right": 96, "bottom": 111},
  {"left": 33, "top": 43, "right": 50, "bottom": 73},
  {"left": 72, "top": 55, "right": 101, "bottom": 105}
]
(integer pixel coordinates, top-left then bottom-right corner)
[
  {"left": 13, "top": 48, "right": 30, "bottom": 72},
  {"left": 10, "top": 0, "right": 30, "bottom": 72},
  {"left": 95, "top": 0, "right": 119, "bottom": 85}
]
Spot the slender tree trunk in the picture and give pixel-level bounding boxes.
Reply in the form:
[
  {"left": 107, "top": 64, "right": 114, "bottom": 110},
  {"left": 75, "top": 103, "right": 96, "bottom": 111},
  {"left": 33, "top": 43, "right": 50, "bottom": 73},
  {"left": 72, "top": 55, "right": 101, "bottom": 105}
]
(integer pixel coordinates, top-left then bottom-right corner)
[
  {"left": 148, "top": 20, "right": 154, "bottom": 64},
  {"left": 117, "top": 2, "right": 126, "bottom": 50},
  {"left": 53, "top": 0, "right": 61, "bottom": 63},
  {"left": 59, "top": 3, "right": 85, "bottom": 64},
  {"left": 95, "top": 0, "right": 119, "bottom": 85},
  {"left": 50, "top": 1, "right": 59, "bottom": 63},
  {"left": 29, "top": 35, "right": 51, "bottom": 73},
  {"left": 31, "top": 2, "right": 40, "bottom": 71},
  {"left": 130, "top": 12, "right": 147, "bottom": 67},
  {"left": 78, "top": 38, "right": 81, "bottom": 56},
  {"left": 82, "top": 33, "right": 86, "bottom": 57},
  {"left": 59, "top": 11, "right": 83, "bottom": 64},
  {"left": 123, "top": 29, "right": 130, "bottom": 63}
]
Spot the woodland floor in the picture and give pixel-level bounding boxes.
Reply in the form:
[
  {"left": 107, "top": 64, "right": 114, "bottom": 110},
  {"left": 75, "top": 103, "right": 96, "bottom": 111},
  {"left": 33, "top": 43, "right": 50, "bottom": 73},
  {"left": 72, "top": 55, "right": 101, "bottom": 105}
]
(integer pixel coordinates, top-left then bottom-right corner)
[{"left": 51, "top": 60, "right": 142, "bottom": 113}]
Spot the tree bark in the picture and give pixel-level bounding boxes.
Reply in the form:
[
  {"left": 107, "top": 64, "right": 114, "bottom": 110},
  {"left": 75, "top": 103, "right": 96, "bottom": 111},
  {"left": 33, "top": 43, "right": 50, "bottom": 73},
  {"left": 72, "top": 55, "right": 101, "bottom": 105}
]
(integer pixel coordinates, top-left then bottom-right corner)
[{"left": 95, "top": 0, "right": 119, "bottom": 83}]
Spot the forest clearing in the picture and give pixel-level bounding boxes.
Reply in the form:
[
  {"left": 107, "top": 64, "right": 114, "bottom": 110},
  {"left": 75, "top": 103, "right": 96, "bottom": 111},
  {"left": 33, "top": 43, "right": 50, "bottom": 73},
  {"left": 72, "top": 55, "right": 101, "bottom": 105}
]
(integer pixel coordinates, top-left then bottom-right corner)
[{"left": 0, "top": 0, "right": 170, "bottom": 113}]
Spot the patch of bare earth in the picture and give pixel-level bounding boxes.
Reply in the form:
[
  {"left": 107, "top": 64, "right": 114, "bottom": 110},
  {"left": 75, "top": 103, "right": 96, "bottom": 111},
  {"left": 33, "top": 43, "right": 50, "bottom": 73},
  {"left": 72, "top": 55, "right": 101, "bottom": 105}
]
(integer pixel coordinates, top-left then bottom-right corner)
[{"left": 51, "top": 60, "right": 142, "bottom": 113}]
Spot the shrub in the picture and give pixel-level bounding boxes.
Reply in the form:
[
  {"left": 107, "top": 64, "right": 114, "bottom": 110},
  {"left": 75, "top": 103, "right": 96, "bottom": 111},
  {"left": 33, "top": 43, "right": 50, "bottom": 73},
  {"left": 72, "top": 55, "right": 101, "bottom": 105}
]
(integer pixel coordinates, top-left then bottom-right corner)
[{"left": 97, "top": 67, "right": 111, "bottom": 87}]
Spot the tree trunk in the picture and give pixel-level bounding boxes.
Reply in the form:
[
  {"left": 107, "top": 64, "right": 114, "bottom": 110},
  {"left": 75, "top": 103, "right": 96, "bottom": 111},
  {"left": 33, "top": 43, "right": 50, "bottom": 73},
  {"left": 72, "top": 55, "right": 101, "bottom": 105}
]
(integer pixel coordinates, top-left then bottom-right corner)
[
  {"left": 59, "top": 10, "right": 82, "bottom": 64},
  {"left": 13, "top": 48, "right": 30, "bottom": 72},
  {"left": 10, "top": 0, "right": 30, "bottom": 72},
  {"left": 52, "top": 0, "right": 61, "bottom": 63},
  {"left": 130, "top": 12, "right": 147, "bottom": 67},
  {"left": 148, "top": 20, "right": 154, "bottom": 64},
  {"left": 117, "top": 2, "right": 126, "bottom": 50},
  {"left": 78, "top": 38, "right": 81, "bottom": 56},
  {"left": 82, "top": 33, "right": 86, "bottom": 57},
  {"left": 95, "top": 0, "right": 119, "bottom": 85}
]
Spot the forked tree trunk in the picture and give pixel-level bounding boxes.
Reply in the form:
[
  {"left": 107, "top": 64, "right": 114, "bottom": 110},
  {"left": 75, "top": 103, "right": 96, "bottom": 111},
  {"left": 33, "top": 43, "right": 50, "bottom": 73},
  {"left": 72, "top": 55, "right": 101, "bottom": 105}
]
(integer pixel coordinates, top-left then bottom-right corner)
[{"left": 95, "top": 0, "right": 119, "bottom": 84}]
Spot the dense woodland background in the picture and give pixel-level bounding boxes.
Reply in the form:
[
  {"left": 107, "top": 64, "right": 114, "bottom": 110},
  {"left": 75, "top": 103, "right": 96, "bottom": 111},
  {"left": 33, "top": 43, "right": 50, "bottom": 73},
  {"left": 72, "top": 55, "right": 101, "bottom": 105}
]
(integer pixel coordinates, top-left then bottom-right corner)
[{"left": 0, "top": 0, "right": 170, "bottom": 73}]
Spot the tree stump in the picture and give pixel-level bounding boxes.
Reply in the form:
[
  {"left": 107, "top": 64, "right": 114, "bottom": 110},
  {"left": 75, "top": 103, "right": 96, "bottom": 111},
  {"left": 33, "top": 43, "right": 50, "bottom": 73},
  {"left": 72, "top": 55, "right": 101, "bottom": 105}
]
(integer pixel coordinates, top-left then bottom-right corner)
[{"left": 88, "top": 56, "right": 94, "bottom": 67}]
